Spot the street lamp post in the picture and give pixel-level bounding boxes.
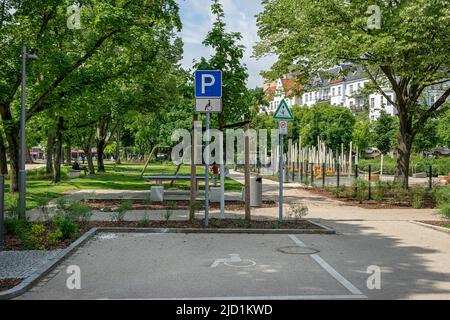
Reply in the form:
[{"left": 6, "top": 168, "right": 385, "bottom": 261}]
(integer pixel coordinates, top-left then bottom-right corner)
[{"left": 19, "top": 46, "right": 38, "bottom": 218}]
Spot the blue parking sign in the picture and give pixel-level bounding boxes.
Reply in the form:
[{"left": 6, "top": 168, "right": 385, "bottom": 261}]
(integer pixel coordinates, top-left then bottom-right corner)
[{"left": 195, "top": 70, "right": 222, "bottom": 98}]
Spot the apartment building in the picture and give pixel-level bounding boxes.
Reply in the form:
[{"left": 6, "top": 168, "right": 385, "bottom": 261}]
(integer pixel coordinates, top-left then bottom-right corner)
[{"left": 260, "top": 64, "right": 447, "bottom": 121}]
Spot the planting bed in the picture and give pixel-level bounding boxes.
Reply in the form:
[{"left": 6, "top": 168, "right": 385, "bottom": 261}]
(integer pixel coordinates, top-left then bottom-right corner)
[{"left": 85, "top": 199, "right": 277, "bottom": 211}]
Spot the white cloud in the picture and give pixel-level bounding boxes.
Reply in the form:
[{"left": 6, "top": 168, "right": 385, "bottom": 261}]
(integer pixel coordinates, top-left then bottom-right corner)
[{"left": 178, "top": 0, "right": 276, "bottom": 88}]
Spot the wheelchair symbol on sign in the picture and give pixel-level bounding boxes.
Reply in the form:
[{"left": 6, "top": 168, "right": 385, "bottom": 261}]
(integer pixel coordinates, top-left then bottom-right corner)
[{"left": 205, "top": 100, "right": 213, "bottom": 111}]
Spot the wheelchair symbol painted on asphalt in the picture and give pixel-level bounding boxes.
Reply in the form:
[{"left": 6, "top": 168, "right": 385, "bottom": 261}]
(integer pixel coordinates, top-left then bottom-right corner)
[{"left": 210, "top": 254, "right": 256, "bottom": 268}]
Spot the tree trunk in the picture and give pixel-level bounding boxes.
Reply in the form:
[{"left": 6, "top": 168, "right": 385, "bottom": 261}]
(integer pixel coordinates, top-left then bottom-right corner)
[
  {"left": 115, "top": 121, "right": 122, "bottom": 165},
  {"left": 53, "top": 117, "right": 64, "bottom": 183},
  {"left": 83, "top": 127, "right": 96, "bottom": 175},
  {"left": 46, "top": 131, "right": 54, "bottom": 174},
  {"left": 394, "top": 112, "right": 414, "bottom": 189},
  {"left": 0, "top": 133, "right": 8, "bottom": 175},
  {"left": 96, "top": 117, "right": 111, "bottom": 172},
  {"left": 97, "top": 141, "right": 105, "bottom": 172},
  {"left": 26, "top": 148, "right": 33, "bottom": 164},
  {"left": 65, "top": 140, "right": 72, "bottom": 166},
  {"left": 6, "top": 127, "right": 19, "bottom": 192}
]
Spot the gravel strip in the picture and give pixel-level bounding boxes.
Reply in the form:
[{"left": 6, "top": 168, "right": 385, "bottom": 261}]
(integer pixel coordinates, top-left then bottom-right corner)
[{"left": 0, "top": 250, "right": 63, "bottom": 279}]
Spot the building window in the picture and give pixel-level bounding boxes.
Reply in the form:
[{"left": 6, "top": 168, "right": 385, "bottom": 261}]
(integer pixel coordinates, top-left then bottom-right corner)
[
  {"left": 350, "top": 85, "right": 354, "bottom": 95},
  {"left": 387, "top": 95, "right": 392, "bottom": 106},
  {"left": 305, "top": 95, "right": 309, "bottom": 103},
  {"left": 358, "top": 83, "right": 361, "bottom": 90},
  {"left": 338, "top": 87, "right": 341, "bottom": 96},
  {"left": 332, "top": 88, "right": 335, "bottom": 96},
  {"left": 370, "top": 98, "right": 375, "bottom": 108},
  {"left": 380, "top": 96, "right": 384, "bottom": 106}
]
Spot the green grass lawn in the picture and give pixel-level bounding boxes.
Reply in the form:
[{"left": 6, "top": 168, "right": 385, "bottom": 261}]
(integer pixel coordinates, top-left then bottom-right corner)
[{"left": 3, "top": 162, "right": 242, "bottom": 210}]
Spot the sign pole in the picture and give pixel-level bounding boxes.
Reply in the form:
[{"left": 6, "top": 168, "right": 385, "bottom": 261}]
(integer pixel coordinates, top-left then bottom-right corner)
[
  {"left": 205, "top": 113, "right": 210, "bottom": 226},
  {"left": 279, "top": 133, "right": 284, "bottom": 224},
  {"left": 220, "top": 161, "right": 225, "bottom": 219}
]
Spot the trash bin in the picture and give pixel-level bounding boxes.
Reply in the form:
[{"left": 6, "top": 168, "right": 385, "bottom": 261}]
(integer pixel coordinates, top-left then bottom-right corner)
[{"left": 250, "top": 176, "right": 262, "bottom": 207}]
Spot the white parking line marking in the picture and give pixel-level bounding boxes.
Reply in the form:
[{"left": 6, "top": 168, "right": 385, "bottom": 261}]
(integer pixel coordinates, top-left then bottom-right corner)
[{"left": 288, "top": 235, "right": 365, "bottom": 297}]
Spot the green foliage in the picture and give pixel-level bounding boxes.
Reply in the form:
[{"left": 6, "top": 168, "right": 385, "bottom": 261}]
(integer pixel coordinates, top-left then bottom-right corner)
[
  {"left": 353, "top": 178, "right": 369, "bottom": 203},
  {"left": 112, "top": 200, "right": 133, "bottom": 223},
  {"left": 22, "top": 224, "right": 47, "bottom": 251},
  {"left": 255, "top": 0, "right": 450, "bottom": 187},
  {"left": 66, "top": 201, "right": 93, "bottom": 223},
  {"left": 137, "top": 213, "right": 150, "bottom": 228},
  {"left": 47, "top": 229, "right": 63, "bottom": 246},
  {"left": 52, "top": 215, "right": 79, "bottom": 240},
  {"left": 195, "top": 0, "right": 249, "bottom": 126},
  {"left": 292, "top": 104, "right": 355, "bottom": 150},
  {"left": 372, "top": 112, "right": 398, "bottom": 155},
  {"left": 410, "top": 186, "right": 424, "bottom": 209},
  {"left": 4, "top": 217, "right": 30, "bottom": 237},
  {"left": 374, "top": 181, "right": 389, "bottom": 202},
  {"left": 432, "top": 186, "right": 450, "bottom": 219},
  {"left": 286, "top": 203, "right": 309, "bottom": 221}
]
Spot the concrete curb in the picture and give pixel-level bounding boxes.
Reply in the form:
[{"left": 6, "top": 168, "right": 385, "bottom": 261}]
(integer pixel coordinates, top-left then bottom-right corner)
[
  {"left": 0, "top": 228, "right": 98, "bottom": 300},
  {"left": 0, "top": 221, "right": 335, "bottom": 299},
  {"left": 410, "top": 221, "right": 450, "bottom": 235}
]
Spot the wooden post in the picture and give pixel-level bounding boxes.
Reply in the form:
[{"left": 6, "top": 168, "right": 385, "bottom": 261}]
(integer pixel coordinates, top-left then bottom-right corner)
[
  {"left": 189, "top": 113, "right": 198, "bottom": 222},
  {"left": 244, "top": 114, "right": 251, "bottom": 222}
]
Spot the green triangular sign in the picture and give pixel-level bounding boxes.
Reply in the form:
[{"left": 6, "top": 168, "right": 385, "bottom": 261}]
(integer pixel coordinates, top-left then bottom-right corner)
[{"left": 273, "top": 99, "right": 294, "bottom": 121}]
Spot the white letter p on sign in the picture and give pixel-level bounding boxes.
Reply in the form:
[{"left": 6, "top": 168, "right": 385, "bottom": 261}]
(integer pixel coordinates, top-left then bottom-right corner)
[{"left": 201, "top": 74, "right": 215, "bottom": 94}]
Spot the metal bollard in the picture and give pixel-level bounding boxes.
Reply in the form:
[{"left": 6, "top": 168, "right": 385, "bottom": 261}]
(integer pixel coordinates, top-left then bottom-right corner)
[
  {"left": 429, "top": 165, "right": 432, "bottom": 190},
  {"left": 300, "top": 162, "right": 304, "bottom": 182},
  {"left": 310, "top": 163, "right": 314, "bottom": 186},
  {"left": 368, "top": 165, "right": 372, "bottom": 200}
]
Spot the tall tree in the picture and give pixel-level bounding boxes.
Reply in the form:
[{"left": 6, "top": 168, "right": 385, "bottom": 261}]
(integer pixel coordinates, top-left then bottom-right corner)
[
  {"left": 0, "top": 0, "right": 181, "bottom": 191},
  {"left": 255, "top": 0, "right": 450, "bottom": 188},
  {"left": 195, "top": 0, "right": 249, "bottom": 130}
]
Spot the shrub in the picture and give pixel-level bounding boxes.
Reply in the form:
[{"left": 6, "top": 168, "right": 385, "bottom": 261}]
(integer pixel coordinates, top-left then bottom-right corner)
[
  {"left": 112, "top": 200, "right": 133, "bottom": 223},
  {"left": 353, "top": 178, "right": 369, "bottom": 203},
  {"left": 162, "top": 202, "right": 176, "bottom": 225},
  {"left": 22, "top": 224, "right": 47, "bottom": 250},
  {"left": 137, "top": 213, "right": 150, "bottom": 228},
  {"left": 374, "top": 181, "right": 389, "bottom": 202},
  {"left": 4, "top": 217, "right": 30, "bottom": 237},
  {"left": 287, "top": 203, "right": 309, "bottom": 221},
  {"left": 66, "top": 201, "right": 93, "bottom": 223},
  {"left": 47, "top": 228, "right": 63, "bottom": 246},
  {"left": 410, "top": 186, "right": 425, "bottom": 209},
  {"left": 440, "top": 203, "right": 450, "bottom": 220},
  {"left": 52, "top": 215, "right": 78, "bottom": 240}
]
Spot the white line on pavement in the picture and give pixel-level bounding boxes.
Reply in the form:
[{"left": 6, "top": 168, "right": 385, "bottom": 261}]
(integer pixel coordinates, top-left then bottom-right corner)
[{"left": 288, "top": 235, "right": 366, "bottom": 297}]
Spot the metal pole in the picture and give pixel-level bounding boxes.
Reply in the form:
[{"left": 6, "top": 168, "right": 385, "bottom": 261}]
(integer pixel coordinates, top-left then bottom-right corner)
[
  {"left": 310, "top": 163, "right": 314, "bottom": 186},
  {"left": 300, "top": 162, "right": 303, "bottom": 182},
  {"left": 279, "top": 134, "right": 284, "bottom": 223},
  {"left": 189, "top": 114, "right": 197, "bottom": 222},
  {"left": 219, "top": 161, "right": 225, "bottom": 219},
  {"left": 429, "top": 165, "right": 432, "bottom": 190},
  {"left": 19, "top": 45, "right": 27, "bottom": 218},
  {"left": 368, "top": 165, "right": 372, "bottom": 200},
  {"left": 204, "top": 113, "right": 210, "bottom": 226},
  {"left": 0, "top": 174, "right": 4, "bottom": 251}
]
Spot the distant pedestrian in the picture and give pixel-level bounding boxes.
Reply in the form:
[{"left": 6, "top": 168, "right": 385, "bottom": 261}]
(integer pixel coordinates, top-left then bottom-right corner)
[{"left": 211, "top": 162, "right": 219, "bottom": 186}]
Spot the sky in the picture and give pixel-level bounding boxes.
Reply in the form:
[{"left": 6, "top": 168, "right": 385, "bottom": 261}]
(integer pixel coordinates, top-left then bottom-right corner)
[{"left": 177, "top": 0, "right": 277, "bottom": 88}]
